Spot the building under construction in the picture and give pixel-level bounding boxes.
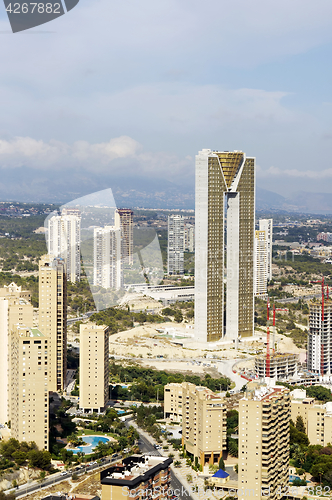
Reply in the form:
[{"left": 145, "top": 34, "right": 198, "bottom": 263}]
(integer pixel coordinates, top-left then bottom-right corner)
[
  {"left": 307, "top": 278, "right": 332, "bottom": 375},
  {"left": 255, "top": 353, "right": 298, "bottom": 380}
]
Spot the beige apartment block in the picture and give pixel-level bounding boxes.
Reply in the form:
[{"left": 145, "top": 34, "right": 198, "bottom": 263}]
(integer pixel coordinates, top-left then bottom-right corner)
[
  {"left": 79, "top": 323, "right": 109, "bottom": 412},
  {"left": 291, "top": 389, "right": 332, "bottom": 446},
  {"left": 0, "top": 284, "right": 34, "bottom": 424},
  {"left": 164, "top": 383, "right": 183, "bottom": 422},
  {"left": 238, "top": 382, "right": 290, "bottom": 500},
  {"left": 9, "top": 327, "right": 49, "bottom": 450},
  {"left": 178, "top": 382, "right": 227, "bottom": 467},
  {"left": 39, "top": 255, "right": 67, "bottom": 392}
]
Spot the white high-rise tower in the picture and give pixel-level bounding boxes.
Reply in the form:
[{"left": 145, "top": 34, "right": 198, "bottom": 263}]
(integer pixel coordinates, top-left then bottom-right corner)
[
  {"left": 259, "top": 219, "right": 273, "bottom": 281},
  {"left": 48, "top": 208, "right": 81, "bottom": 283},
  {"left": 93, "top": 226, "right": 122, "bottom": 290},
  {"left": 167, "top": 215, "right": 185, "bottom": 275}
]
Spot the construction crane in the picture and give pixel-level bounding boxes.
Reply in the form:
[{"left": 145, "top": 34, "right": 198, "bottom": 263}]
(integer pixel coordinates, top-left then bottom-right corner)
[
  {"left": 272, "top": 303, "right": 276, "bottom": 354},
  {"left": 266, "top": 298, "right": 270, "bottom": 378}
]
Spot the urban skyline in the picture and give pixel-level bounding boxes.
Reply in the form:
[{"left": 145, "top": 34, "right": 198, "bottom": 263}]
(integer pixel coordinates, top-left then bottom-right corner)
[{"left": 1, "top": 0, "right": 332, "bottom": 498}]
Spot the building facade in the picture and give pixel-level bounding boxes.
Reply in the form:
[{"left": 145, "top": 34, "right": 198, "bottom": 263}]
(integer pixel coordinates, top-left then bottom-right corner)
[
  {"left": 184, "top": 223, "right": 195, "bottom": 252},
  {"left": 307, "top": 299, "right": 332, "bottom": 375},
  {"left": 114, "top": 209, "right": 134, "bottom": 265},
  {"left": 39, "top": 255, "right": 67, "bottom": 392},
  {"left": 164, "top": 382, "right": 184, "bottom": 422},
  {"left": 79, "top": 323, "right": 109, "bottom": 412},
  {"left": 48, "top": 209, "right": 81, "bottom": 283},
  {"left": 254, "top": 230, "right": 268, "bottom": 298},
  {"left": 0, "top": 284, "right": 33, "bottom": 424},
  {"left": 255, "top": 353, "right": 298, "bottom": 380},
  {"left": 167, "top": 215, "right": 185, "bottom": 275},
  {"left": 101, "top": 455, "right": 172, "bottom": 500},
  {"left": 93, "top": 225, "right": 122, "bottom": 289},
  {"left": 291, "top": 389, "right": 332, "bottom": 446},
  {"left": 166, "top": 382, "right": 227, "bottom": 467},
  {"left": 9, "top": 327, "right": 49, "bottom": 450},
  {"left": 238, "top": 382, "right": 290, "bottom": 500},
  {"left": 259, "top": 219, "right": 273, "bottom": 281},
  {"left": 195, "top": 150, "right": 255, "bottom": 342}
]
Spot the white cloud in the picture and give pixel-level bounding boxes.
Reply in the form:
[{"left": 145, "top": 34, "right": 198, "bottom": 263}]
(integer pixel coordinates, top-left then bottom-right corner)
[
  {"left": 259, "top": 166, "right": 332, "bottom": 179},
  {"left": 0, "top": 136, "right": 139, "bottom": 169},
  {"left": 0, "top": 135, "right": 193, "bottom": 182}
]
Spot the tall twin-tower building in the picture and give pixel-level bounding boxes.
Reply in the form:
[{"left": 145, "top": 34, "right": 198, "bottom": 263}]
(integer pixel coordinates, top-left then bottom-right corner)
[{"left": 195, "top": 150, "right": 255, "bottom": 343}]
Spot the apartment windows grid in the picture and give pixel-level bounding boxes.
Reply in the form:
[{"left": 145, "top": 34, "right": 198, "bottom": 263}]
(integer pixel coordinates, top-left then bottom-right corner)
[
  {"left": 48, "top": 208, "right": 81, "bottom": 283},
  {"left": 195, "top": 150, "right": 255, "bottom": 342},
  {"left": 167, "top": 215, "right": 185, "bottom": 275}
]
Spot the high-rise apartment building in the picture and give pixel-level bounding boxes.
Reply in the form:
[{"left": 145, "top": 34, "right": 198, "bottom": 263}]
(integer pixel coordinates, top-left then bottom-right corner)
[
  {"left": 307, "top": 299, "right": 332, "bottom": 375},
  {"left": 9, "top": 326, "right": 49, "bottom": 450},
  {"left": 0, "top": 284, "right": 34, "bottom": 424},
  {"left": 238, "top": 382, "right": 290, "bottom": 500},
  {"left": 254, "top": 230, "right": 268, "bottom": 298},
  {"left": 164, "top": 382, "right": 184, "bottom": 422},
  {"left": 184, "top": 223, "right": 195, "bottom": 252},
  {"left": 79, "top": 323, "right": 109, "bottom": 412},
  {"left": 259, "top": 219, "right": 273, "bottom": 281},
  {"left": 167, "top": 215, "right": 185, "bottom": 275},
  {"left": 48, "top": 208, "right": 81, "bottom": 282},
  {"left": 195, "top": 150, "right": 255, "bottom": 342},
  {"left": 39, "top": 255, "right": 67, "bottom": 392},
  {"left": 93, "top": 226, "right": 122, "bottom": 289},
  {"left": 114, "top": 209, "right": 134, "bottom": 265},
  {"left": 167, "top": 382, "right": 227, "bottom": 467}
]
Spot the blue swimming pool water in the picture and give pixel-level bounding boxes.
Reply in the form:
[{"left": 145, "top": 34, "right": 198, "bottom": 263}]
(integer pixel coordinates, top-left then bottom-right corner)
[
  {"left": 71, "top": 435, "right": 109, "bottom": 455},
  {"left": 289, "top": 475, "right": 310, "bottom": 483}
]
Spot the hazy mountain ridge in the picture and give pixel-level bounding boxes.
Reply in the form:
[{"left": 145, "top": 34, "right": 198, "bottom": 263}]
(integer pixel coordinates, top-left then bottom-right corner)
[{"left": 0, "top": 167, "right": 331, "bottom": 213}]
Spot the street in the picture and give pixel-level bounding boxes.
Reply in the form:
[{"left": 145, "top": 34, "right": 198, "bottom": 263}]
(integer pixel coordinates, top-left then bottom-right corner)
[{"left": 133, "top": 422, "right": 195, "bottom": 500}]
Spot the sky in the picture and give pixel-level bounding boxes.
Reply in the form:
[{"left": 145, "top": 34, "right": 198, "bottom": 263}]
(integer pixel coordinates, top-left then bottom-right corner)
[{"left": 1, "top": 0, "right": 332, "bottom": 200}]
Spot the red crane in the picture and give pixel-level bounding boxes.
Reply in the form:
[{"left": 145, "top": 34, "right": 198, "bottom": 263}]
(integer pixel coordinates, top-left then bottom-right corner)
[
  {"left": 266, "top": 298, "right": 270, "bottom": 378},
  {"left": 272, "top": 303, "right": 276, "bottom": 354}
]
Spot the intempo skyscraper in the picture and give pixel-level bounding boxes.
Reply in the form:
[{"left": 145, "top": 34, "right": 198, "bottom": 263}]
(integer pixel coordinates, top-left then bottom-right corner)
[{"left": 195, "top": 150, "right": 255, "bottom": 342}]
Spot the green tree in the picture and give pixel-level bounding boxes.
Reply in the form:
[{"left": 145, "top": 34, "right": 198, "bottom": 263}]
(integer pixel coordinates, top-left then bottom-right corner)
[
  {"left": 311, "top": 463, "right": 328, "bottom": 484},
  {"left": 12, "top": 450, "right": 27, "bottom": 465},
  {"left": 219, "top": 456, "right": 225, "bottom": 470},
  {"left": 174, "top": 310, "right": 183, "bottom": 323},
  {"left": 296, "top": 416, "right": 306, "bottom": 434}
]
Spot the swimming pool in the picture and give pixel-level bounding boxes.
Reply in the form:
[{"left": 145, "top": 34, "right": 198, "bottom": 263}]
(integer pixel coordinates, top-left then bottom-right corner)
[
  {"left": 289, "top": 475, "right": 310, "bottom": 483},
  {"left": 71, "top": 435, "right": 110, "bottom": 455}
]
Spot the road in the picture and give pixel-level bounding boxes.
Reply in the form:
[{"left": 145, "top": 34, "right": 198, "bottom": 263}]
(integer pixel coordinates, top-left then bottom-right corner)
[
  {"left": 129, "top": 419, "right": 195, "bottom": 500},
  {"left": 13, "top": 460, "right": 111, "bottom": 499},
  {"left": 277, "top": 293, "right": 321, "bottom": 304},
  {"left": 67, "top": 311, "right": 96, "bottom": 325},
  {"left": 216, "top": 358, "right": 246, "bottom": 391}
]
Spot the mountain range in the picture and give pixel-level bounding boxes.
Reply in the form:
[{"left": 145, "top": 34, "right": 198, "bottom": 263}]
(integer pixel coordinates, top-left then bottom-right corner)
[{"left": 0, "top": 167, "right": 331, "bottom": 213}]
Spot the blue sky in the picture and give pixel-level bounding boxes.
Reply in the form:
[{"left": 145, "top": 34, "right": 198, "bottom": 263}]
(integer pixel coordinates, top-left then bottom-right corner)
[{"left": 1, "top": 0, "right": 332, "bottom": 199}]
